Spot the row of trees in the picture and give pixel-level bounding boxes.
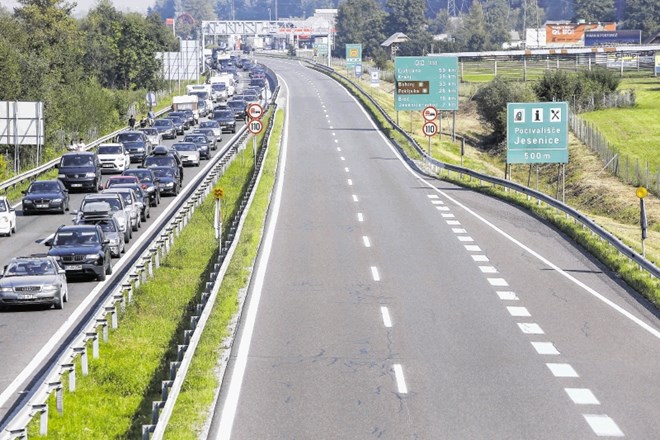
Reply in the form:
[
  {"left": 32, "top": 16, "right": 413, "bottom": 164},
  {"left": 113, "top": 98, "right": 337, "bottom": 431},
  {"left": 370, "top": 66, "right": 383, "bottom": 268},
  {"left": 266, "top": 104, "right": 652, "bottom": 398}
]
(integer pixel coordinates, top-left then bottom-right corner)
[{"left": 0, "top": 0, "right": 178, "bottom": 179}]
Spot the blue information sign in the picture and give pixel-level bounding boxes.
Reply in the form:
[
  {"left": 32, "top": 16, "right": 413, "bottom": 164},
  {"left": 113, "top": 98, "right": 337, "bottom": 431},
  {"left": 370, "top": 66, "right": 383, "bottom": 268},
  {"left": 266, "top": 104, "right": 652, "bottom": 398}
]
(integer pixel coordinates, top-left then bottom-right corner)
[
  {"left": 394, "top": 56, "right": 459, "bottom": 111},
  {"left": 346, "top": 44, "right": 362, "bottom": 68},
  {"left": 506, "top": 102, "right": 569, "bottom": 164}
]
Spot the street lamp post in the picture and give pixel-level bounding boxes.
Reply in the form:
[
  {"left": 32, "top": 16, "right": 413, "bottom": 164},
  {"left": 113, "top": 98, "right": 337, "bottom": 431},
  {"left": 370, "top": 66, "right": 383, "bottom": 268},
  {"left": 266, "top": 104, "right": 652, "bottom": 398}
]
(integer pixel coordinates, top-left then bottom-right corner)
[{"left": 268, "top": 8, "right": 271, "bottom": 21}]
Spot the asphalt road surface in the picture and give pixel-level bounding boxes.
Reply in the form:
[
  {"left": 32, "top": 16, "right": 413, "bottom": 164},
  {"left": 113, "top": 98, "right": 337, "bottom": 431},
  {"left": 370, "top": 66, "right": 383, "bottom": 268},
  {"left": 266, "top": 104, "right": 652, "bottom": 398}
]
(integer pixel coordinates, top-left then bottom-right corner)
[{"left": 208, "top": 58, "right": 660, "bottom": 439}]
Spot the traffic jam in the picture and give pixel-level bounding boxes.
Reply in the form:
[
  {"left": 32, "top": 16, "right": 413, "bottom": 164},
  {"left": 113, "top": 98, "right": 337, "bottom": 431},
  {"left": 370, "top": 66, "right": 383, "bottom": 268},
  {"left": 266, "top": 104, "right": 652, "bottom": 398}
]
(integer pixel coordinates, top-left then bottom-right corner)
[{"left": 0, "top": 56, "right": 269, "bottom": 311}]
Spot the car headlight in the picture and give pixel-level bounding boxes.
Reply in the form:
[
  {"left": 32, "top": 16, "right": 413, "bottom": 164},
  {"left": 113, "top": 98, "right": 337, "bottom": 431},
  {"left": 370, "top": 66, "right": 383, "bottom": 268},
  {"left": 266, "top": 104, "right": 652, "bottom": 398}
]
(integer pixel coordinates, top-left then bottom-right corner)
[
  {"left": 58, "top": 173, "right": 66, "bottom": 178},
  {"left": 164, "top": 182, "right": 174, "bottom": 187},
  {"left": 136, "top": 147, "right": 145, "bottom": 152},
  {"left": 0, "top": 286, "right": 13, "bottom": 293},
  {"left": 52, "top": 198, "right": 62, "bottom": 203},
  {"left": 41, "top": 284, "right": 58, "bottom": 292},
  {"left": 23, "top": 199, "right": 34, "bottom": 204},
  {"left": 117, "top": 218, "right": 127, "bottom": 230},
  {"left": 85, "top": 172, "right": 96, "bottom": 177},
  {"left": 0, "top": 217, "right": 8, "bottom": 224},
  {"left": 86, "top": 254, "right": 102, "bottom": 260}
]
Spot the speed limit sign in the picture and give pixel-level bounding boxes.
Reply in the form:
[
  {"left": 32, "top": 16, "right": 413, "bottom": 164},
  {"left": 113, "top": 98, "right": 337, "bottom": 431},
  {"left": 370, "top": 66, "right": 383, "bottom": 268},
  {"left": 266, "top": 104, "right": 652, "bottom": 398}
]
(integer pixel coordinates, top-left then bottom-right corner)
[
  {"left": 423, "top": 121, "right": 437, "bottom": 137},
  {"left": 248, "top": 119, "right": 263, "bottom": 134},
  {"left": 247, "top": 103, "right": 264, "bottom": 120}
]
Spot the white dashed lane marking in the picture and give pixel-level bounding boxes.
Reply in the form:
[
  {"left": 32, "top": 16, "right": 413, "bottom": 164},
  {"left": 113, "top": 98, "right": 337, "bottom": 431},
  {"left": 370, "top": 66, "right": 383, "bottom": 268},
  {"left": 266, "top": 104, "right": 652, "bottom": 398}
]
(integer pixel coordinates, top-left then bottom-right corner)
[
  {"left": 518, "top": 323, "right": 544, "bottom": 334},
  {"left": 452, "top": 228, "right": 467, "bottom": 234},
  {"left": 457, "top": 236, "right": 474, "bottom": 242},
  {"left": 531, "top": 341, "right": 559, "bottom": 355},
  {"left": 583, "top": 415, "right": 624, "bottom": 437},
  {"left": 371, "top": 266, "right": 380, "bottom": 281},
  {"left": 488, "top": 278, "right": 509, "bottom": 286},
  {"left": 546, "top": 363, "right": 579, "bottom": 377},
  {"left": 446, "top": 220, "right": 461, "bottom": 225},
  {"left": 427, "top": 194, "right": 439, "bottom": 199},
  {"left": 479, "top": 266, "right": 498, "bottom": 274},
  {"left": 472, "top": 255, "right": 489, "bottom": 262},
  {"left": 507, "top": 306, "right": 531, "bottom": 317},
  {"left": 362, "top": 236, "right": 371, "bottom": 248},
  {"left": 352, "top": 194, "right": 358, "bottom": 202},
  {"left": 340, "top": 156, "right": 345, "bottom": 161},
  {"left": 392, "top": 364, "right": 408, "bottom": 394},
  {"left": 441, "top": 213, "right": 455, "bottom": 218},
  {"left": 436, "top": 206, "right": 451, "bottom": 211},
  {"left": 565, "top": 388, "right": 600, "bottom": 405},
  {"left": 357, "top": 213, "right": 364, "bottom": 222},
  {"left": 344, "top": 167, "right": 349, "bottom": 172},
  {"left": 497, "top": 291, "right": 519, "bottom": 300},
  {"left": 347, "top": 179, "right": 353, "bottom": 186},
  {"left": 465, "top": 245, "right": 482, "bottom": 252},
  {"left": 380, "top": 306, "right": 392, "bottom": 328},
  {"left": 431, "top": 200, "right": 444, "bottom": 205}
]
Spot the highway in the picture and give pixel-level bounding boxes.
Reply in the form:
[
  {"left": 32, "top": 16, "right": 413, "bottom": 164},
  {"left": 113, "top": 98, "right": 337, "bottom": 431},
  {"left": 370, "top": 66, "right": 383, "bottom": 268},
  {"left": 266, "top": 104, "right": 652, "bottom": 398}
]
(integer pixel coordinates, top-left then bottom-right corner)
[
  {"left": 0, "top": 93, "right": 249, "bottom": 421},
  {"left": 209, "top": 58, "right": 660, "bottom": 439}
]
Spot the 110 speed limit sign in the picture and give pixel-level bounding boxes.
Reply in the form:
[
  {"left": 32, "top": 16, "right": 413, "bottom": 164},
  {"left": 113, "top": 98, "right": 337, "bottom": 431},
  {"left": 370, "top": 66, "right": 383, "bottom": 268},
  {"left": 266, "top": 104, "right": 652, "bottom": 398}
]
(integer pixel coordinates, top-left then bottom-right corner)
[{"left": 422, "top": 121, "right": 437, "bottom": 137}]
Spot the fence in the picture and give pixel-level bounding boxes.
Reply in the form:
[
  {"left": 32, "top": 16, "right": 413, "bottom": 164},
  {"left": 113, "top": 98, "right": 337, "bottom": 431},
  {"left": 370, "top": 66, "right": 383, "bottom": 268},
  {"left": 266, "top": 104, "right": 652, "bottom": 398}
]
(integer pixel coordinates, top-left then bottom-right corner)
[{"left": 570, "top": 112, "right": 660, "bottom": 194}]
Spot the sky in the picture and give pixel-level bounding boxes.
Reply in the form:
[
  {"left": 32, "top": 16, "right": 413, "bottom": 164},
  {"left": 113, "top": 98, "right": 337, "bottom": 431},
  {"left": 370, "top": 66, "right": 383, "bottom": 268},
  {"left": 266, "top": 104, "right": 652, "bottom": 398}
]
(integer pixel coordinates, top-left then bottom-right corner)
[{"left": 1, "top": 0, "right": 155, "bottom": 16}]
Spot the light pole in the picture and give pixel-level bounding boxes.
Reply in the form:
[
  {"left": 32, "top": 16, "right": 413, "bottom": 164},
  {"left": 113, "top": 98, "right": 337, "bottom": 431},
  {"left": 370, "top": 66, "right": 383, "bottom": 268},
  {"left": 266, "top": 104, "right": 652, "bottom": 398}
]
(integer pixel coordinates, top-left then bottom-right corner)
[
  {"left": 268, "top": 8, "right": 271, "bottom": 21},
  {"left": 177, "top": 36, "right": 182, "bottom": 95}
]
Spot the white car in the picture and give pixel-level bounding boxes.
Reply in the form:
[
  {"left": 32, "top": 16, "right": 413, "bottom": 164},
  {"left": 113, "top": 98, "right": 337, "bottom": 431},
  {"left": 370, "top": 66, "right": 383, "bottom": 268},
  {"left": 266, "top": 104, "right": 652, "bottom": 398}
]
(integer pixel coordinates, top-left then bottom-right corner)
[
  {"left": 138, "top": 128, "right": 162, "bottom": 147},
  {"left": 172, "top": 143, "right": 201, "bottom": 167},
  {"left": 0, "top": 196, "right": 17, "bottom": 236},
  {"left": 97, "top": 143, "right": 131, "bottom": 173},
  {"left": 102, "top": 188, "right": 141, "bottom": 231},
  {"left": 198, "top": 120, "right": 223, "bottom": 139}
]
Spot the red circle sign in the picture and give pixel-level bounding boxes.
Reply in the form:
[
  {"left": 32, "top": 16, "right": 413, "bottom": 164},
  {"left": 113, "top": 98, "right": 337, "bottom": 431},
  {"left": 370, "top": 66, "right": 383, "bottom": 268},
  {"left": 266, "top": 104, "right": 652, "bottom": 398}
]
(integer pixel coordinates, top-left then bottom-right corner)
[
  {"left": 247, "top": 103, "right": 264, "bottom": 120},
  {"left": 422, "top": 106, "right": 438, "bottom": 122},
  {"left": 423, "top": 121, "right": 437, "bottom": 137},
  {"left": 248, "top": 119, "right": 263, "bottom": 134}
]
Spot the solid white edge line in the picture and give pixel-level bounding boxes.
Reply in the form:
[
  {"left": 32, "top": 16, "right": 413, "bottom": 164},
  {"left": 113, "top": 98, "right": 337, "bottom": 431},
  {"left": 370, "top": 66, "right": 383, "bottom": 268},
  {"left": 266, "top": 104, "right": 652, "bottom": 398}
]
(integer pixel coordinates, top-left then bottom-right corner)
[
  {"left": 341, "top": 83, "right": 660, "bottom": 340},
  {"left": 380, "top": 306, "right": 392, "bottom": 327},
  {"left": 214, "top": 77, "right": 290, "bottom": 439},
  {"left": 393, "top": 364, "right": 408, "bottom": 394}
]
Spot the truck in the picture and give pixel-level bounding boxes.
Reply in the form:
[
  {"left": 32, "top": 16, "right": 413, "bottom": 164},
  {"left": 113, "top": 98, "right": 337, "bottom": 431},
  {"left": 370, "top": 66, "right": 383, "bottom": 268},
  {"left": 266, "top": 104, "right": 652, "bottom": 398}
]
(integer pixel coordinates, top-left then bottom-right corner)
[
  {"left": 172, "top": 95, "right": 200, "bottom": 121},
  {"left": 209, "top": 74, "right": 235, "bottom": 97}
]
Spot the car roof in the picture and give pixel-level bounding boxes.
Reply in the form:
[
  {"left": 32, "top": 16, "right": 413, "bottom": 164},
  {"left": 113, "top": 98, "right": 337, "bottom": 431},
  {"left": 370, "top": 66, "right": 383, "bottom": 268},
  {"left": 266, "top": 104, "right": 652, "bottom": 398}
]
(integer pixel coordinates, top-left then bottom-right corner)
[
  {"left": 57, "top": 224, "right": 98, "bottom": 232},
  {"left": 99, "top": 143, "right": 123, "bottom": 147},
  {"left": 62, "top": 151, "right": 95, "bottom": 157}
]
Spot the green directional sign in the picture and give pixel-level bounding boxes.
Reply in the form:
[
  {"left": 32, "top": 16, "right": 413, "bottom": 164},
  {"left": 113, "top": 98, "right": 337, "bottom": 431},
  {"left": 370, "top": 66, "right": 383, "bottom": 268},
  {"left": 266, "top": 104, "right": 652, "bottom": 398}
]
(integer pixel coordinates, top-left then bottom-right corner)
[
  {"left": 346, "top": 44, "right": 362, "bottom": 68},
  {"left": 394, "top": 56, "right": 459, "bottom": 111},
  {"left": 314, "top": 43, "right": 328, "bottom": 55},
  {"left": 506, "top": 102, "right": 569, "bottom": 164}
]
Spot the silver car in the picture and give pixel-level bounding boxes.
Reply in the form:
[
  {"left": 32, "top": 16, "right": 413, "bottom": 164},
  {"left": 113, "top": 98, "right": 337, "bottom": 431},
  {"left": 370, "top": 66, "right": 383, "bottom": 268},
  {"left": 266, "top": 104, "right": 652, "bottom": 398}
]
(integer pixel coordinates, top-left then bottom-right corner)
[
  {"left": 139, "top": 127, "right": 162, "bottom": 146},
  {"left": 75, "top": 195, "right": 132, "bottom": 243},
  {"left": 77, "top": 207, "right": 125, "bottom": 258},
  {"left": 198, "top": 120, "right": 223, "bottom": 139},
  {"left": 0, "top": 256, "right": 68, "bottom": 309},
  {"left": 172, "top": 142, "right": 201, "bottom": 167},
  {"left": 102, "top": 188, "right": 141, "bottom": 231}
]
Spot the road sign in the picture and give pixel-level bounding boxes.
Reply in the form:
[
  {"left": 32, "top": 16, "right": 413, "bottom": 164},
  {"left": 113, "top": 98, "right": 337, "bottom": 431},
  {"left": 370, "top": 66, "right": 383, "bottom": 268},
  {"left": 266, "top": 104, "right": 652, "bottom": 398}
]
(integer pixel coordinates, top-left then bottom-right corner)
[
  {"left": 146, "top": 91, "right": 157, "bottom": 107},
  {"left": 422, "top": 106, "right": 438, "bottom": 121},
  {"left": 355, "top": 64, "right": 362, "bottom": 76},
  {"left": 346, "top": 44, "right": 362, "bottom": 68},
  {"left": 213, "top": 187, "right": 224, "bottom": 199},
  {"left": 248, "top": 119, "right": 263, "bottom": 134},
  {"left": 394, "top": 56, "right": 459, "bottom": 111},
  {"left": 506, "top": 102, "right": 569, "bottom": 164},
  {"left": 423, "top": 121, "right": 438, "bottom": 137},
  {"left": 247, "top": 103, "right": 264, "bottom": 120},
  {"left": 370, "top": 70, "right": 380, "bottom": 88}
]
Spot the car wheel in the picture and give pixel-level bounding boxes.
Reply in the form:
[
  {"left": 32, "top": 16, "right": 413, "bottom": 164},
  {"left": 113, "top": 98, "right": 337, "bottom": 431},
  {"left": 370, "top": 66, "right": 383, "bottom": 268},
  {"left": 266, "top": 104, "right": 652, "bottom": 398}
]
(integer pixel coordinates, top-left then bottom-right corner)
[
  {"left": 141, "top": 212, "right": 147, "bottom": 222},
  {"left": 121, "top": 241, "right": 126, "bottom": 254},
  {"left": 106, "top": 260, "right": 113, "bottom": 275},
  {"left": 132, "top": 220, "right": 139, "bottom": 232},
  {"left": 64, "top": 288, "right": 69, "bottom": 303},
  {"left": 12, "top": 221, "right": 16, "bottom": 234},
  {"left": 146, "top": 209, "right": 150, "bottom": 219},
  {"left": 54, "top": 292, "right": 63, "bottom": 310},
  {"left": 97, "top": 269, "right": 106, "bottom": 281},
  {"left": 124, "top": 230, "right": 130, "bottom": 243}
]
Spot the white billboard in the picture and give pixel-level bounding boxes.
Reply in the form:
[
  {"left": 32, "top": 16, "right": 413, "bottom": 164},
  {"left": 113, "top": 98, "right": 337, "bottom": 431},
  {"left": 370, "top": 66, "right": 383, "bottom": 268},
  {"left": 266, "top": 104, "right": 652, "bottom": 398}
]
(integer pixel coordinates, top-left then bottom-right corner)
[
  {"left": 0, "top": 101, "right": 45, "bottom": 146},
  {"left": 158, "top": 40, "right": 200, "bottom": 81}
]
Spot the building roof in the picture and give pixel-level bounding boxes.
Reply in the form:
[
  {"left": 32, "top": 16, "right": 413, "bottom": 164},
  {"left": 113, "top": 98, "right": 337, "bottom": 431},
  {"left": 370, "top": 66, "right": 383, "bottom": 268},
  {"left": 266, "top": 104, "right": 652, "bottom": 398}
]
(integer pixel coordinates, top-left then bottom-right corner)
[{"left": 381, "top": 32, "right": 409, "bottom": 47}]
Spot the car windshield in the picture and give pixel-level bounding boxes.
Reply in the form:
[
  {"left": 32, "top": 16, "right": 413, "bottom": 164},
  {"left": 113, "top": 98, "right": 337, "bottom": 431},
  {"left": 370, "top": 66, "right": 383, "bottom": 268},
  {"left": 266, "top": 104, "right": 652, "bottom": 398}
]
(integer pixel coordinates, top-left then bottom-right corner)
[
  {"left": 0, "top": 201, "right": 6, "bottom": 212},
  {"left": 108, "top": 191, "right": 133, "bottom": 205},
  {"left": 152, "top": 168, "right": 174, "bottom": 178},
  {"left": 107, "top": 178, "right": 136, "bottom": 187},
  {"left": 145, "top": 156, "right": 174, "bottom": 167},
  {"left": 214, "top": 111, "right": 233, "bottom": 118},
  {"left": 61, "top": 155, "right": 94, "bottom": 167},
  {"left": 54, "top": 230, "right": 99, "bottom": 246},
  {"left": 98, "top": 221, "right": 117, "bottom": 233},
  {"left": 83, "top": 198, "right": 121, "bottom": 212},
  {"left": 98, "top": 145, "right": 122, "bottom": 155},
  {"left": 184, "top": 136, "right": 206, "bottom": 143},
  {"left": 212, "top": 84, "right": 226, "bottom": 91},
  {"left": 140, "top": 129, "right": 157, "bottom": 136},
  {"left": 200, "top": 121, "right": 219, "bottom": 128},
  {"left": 124, "top": 170, "right": 152, "bottom": 182},
  {"left": 154, "top": 120, "right": 171, "bottom": 127},
  {"left": 118, "top": 133, "right": 142, "bottom": 142},
  {"left": 174, "top": 143, "right": 197, "bottom": 151},
  {"left": 28, "top": 181, "right": 59, "bottom": 193},
  {"left": 4, "top": 259, "right": 57, "bottom": 277}
]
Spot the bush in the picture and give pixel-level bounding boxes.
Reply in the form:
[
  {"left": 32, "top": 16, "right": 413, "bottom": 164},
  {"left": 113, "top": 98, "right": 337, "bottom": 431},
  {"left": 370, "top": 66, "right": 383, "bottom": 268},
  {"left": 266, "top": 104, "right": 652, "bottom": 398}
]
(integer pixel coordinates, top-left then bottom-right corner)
[
  {"left": 533, "top": 68, "right": 622, "bottom": 112},
  {"left": 472, "top": 77, "right": 536, "bottom": 145}
]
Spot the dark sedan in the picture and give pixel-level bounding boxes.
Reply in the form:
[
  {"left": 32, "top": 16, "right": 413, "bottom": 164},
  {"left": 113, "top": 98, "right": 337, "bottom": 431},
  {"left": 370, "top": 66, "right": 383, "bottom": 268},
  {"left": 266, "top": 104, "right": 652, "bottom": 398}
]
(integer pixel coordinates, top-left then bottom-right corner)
[
  {"left": 46, "top": 225, "right": 113, "bottom": 281},
  {"left": 123, "top": 168, "right": 160, "bottom": 207},
  {"left": 168, "top": 111, "right": 192, "bottom": 129},
  {"left": 165, "top": 116, "right": 186, "bottom": 135},
  {"left": 192, "top": 128, "right": 218, "bottom": 150},
  {"left": 153, "top": 119, "right": 176, "bottom": 139},
  {"left": 227, "top": 99, "right": 248, "bottom": 119},
  {"left": 22, "top": 180, "right": 70, "bottom": 215},
  {"left": 151, "top": 166, "right": 181, "bottom": 196},
  {"left": 117, "top": 131, "right": 151, "bottom": 163},
  {"left": 183, "top": 134, "right": 212, "bottom": 159}
]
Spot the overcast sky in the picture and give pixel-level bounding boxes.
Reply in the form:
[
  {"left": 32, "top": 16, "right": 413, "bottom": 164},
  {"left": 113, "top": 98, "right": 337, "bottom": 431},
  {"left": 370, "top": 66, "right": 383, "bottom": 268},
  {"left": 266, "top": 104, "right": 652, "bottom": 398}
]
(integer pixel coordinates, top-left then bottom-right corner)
[{"left": 2, "top": 0, "right": 155, "bottom": 16}]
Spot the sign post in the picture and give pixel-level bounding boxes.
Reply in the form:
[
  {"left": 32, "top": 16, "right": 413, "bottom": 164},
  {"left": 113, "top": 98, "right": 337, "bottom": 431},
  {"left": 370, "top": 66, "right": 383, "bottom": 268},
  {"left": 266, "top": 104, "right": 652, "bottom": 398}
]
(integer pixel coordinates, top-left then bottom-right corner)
[
  {"left": 637, "top": 187, "right": 648, "bottom": 256},
  {"left": 213, "top": 187, "right": 224, "bottom": 249},
  {"left": 423, "top": 121, "right": 437, "bottom": 155}
]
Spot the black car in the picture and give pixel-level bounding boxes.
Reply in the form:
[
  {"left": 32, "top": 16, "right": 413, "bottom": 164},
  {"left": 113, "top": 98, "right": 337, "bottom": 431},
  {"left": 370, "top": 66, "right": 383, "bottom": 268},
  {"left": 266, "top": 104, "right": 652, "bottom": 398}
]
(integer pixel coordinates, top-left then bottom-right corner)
[
  {"left": 183, "top": 134, "right": 212, "bottom": 159},
  {"left": 249, "top": 78, "right": 267, "bottom": 89},
  {"left": 22, "top": 180, "right": 70, "bottom": 215},
  {"left": 116, "top": 131, "right": 151, "bottom": 163},
  {"left": 212, "top": 108, "right": 237, "bottom": 133},
  {"left": 227, "top": 99, "right": 248, "bottom": 119},
  {"left": 57, "top": 152, "right": 101, "bottom": 192},
  {"left": 151, "top": 166, "right": 181, "bottom": 196},
  {"left": 165, "top": 116, "right": 186, "bottom": 135},
  {"left": 143, "top": 146, "right": 184, "bottom": 183},
  {"left": 191, "top": 128, "right": 218, "bottom": 150},
  {"left": 153, "top": 119, "right": 177, "bottom": 139},
  {"left": 168, "top": 111, "right": 192, "bottom": 129},
  {"left": 46, "top": 225, "right": 112, "bottom": 281},
  {"left": 123, "top": 168, "right": 160, "bottom": 207}
]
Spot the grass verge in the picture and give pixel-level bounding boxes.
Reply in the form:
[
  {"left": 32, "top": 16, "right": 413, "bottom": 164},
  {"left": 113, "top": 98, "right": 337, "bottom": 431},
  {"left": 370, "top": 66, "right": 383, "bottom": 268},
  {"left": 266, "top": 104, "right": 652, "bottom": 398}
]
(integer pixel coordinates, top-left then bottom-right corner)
[
  {"left": 162, "top": 108, "right": 284, "bottom": 439},
  {"left": 27, "top": 111, "right": 276, "bottom": 438}
]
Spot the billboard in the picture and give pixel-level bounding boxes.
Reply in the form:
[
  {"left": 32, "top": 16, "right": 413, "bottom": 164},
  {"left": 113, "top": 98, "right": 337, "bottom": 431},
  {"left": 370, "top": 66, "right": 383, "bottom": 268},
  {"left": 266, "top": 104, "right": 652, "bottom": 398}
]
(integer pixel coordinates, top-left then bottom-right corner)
[
  {"left": 585, "top": 30, "right": 641, "bottom": 46},
  {"left": 0, "top": 101, "right": 45, "bottom": 146},
  {"left": 545, "top": 22, "right": 616, "bottom": 46}
]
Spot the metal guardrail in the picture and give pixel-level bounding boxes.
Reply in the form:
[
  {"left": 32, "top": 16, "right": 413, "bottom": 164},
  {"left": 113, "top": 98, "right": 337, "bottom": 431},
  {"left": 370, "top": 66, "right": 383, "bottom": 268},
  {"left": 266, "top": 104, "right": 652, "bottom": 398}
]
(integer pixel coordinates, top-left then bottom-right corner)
[
  {"left": 0, "top": 108, "right": 170, "bottom": 196},
  {"left": 307, "top": 61, "right": 660, "bottom": 279}
]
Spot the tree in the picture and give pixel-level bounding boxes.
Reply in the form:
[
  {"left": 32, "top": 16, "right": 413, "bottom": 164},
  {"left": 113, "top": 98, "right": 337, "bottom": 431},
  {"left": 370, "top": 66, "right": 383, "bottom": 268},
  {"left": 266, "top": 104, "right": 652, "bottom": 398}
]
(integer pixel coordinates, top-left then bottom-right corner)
[
  {"left": 458, "top": 1, "right": 488, "bottom": 51},
  {"left": 385, "top": 0, "right": 433, "bottom": 55},
  {"left": 484, "top": 0, "right": 511, "bottom": 49},
  {"left": 624, "top": 0, "right": 660, "bottom": 41},
  {"left": 334, "top": 0, "right": 387, "bottom": 59},
  {"left": 574, "top": 0, "right": 616, "bottom": 23}
]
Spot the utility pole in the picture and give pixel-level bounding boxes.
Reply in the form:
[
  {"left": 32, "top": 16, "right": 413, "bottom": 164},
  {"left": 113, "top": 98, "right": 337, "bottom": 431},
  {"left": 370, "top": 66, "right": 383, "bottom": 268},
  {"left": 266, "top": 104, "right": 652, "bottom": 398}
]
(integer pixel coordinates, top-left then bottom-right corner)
[{"left": 447, "top": 0, "right": 457, "bottom": 16}]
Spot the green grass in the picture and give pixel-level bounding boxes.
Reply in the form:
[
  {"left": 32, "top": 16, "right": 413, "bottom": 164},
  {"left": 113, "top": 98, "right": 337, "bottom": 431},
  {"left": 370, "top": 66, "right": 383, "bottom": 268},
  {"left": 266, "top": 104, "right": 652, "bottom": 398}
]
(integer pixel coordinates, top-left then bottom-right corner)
[
  {"left": 27, "top": 111, "right": 274, "bottom": 438},
  {"left": 163, "top": 109, "right": 284, "bottom": 439},
  {"left": 581, "top": 77, "right": 660, "bottom": 172}
]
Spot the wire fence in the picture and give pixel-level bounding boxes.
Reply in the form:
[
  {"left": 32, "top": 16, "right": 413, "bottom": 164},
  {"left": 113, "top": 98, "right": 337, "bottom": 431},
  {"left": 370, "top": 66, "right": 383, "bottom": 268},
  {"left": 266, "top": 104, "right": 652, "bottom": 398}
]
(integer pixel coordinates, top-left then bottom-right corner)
[{"left": 569, "top": 112, "right": 660, "bottom": 193}]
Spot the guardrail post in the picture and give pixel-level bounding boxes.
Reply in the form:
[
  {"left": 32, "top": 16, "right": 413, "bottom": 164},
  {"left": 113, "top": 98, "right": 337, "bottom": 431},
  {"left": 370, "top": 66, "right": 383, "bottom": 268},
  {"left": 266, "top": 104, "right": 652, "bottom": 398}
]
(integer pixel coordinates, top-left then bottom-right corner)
[
  {"left": 161, "top": 380, "right": 173, "bottom": 400},
  {"left": 96, "top": 318, "right": 109, "bottom": 342},
  {"left": 177, "top": 345, "right": 188, "bottom": 361},
  {"left": 105, "top": 305, "right": 118, "bottom": 329},
  {"left": 33, "top": 403, "right": 48, "bottom": 436},
  {"left": 154, "top": 243, "right": 163, "bottom": 267},
  {"left": 130, "top": 272, "right": 140, "bottom": 290},
  {"left": 74, "top": 346, "right": 89, "bottom": 376},
  {"left": 114, "top": 292, "right": 125, "bottom": 312},
  {"left": 170, "top": 361, "right": 181, "bottom": 380},
  {"left": 151, "top": 401, "right": 163, "bottom": 424},
  {"left": 86, "top": 331, "right": 99, "bottom": 359},
  {"left": 122, "top": 282, "right": 133, "bottom": 304},
  {"left": 142, "top": 424, "right": 154, "bottom": 440},
  {"left": 62, "top": 363, "right": 75, "bottom": 392},
  {"left": 49, "top": 381, "right": 64, "bottom": 414}
]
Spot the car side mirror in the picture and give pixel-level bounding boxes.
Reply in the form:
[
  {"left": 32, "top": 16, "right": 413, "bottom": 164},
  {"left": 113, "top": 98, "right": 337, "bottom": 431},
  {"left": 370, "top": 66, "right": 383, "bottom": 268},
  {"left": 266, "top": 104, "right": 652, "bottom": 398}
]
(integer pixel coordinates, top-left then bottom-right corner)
[
  {"left": 54, "top": 163, "right": 59, "bottom": 169},
  {"left": 22, "top": 190, "right": 27, "bottom": 195},
  {"left": 103, "top": 239, "right": 110, "bottom": 244},
  {"left": 44, "top": 239, "right": 53, "bottom": 247}
]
